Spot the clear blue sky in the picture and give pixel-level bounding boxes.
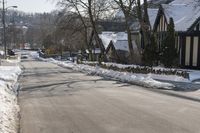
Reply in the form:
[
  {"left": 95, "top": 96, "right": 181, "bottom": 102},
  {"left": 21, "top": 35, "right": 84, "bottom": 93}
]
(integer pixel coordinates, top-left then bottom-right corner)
[{"left": 6, "top": 0, "right": 57, "bottom": 13}]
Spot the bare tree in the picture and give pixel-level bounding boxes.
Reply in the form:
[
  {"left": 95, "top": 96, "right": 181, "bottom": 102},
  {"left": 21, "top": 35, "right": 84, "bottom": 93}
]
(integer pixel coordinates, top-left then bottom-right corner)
[
  {"left": 136, "top": 0, "right": 151, "bottom": 47},
  {"left": 57, "top": 0, "right": 112, "bottom": 62},
  {"left": 112, "top": 0, "right": 138, "bottom": 63},
  {"left": 57, "top": 0, "right": 94, "bottom": 60},
  {"left": 55, "top": 12, "right": 86, "bottom": 56}
]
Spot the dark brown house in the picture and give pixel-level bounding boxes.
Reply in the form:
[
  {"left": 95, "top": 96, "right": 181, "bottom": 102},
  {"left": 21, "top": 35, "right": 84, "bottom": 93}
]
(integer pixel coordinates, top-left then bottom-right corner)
[{"left": 154, "top": 0, "right": 200, "bottom": 69}]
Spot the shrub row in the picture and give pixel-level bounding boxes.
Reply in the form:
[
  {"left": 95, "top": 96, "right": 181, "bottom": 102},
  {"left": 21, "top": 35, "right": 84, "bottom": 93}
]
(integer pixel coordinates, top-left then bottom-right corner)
[{"left": 80, "top": 62, "right": 189, "bottom": 79}]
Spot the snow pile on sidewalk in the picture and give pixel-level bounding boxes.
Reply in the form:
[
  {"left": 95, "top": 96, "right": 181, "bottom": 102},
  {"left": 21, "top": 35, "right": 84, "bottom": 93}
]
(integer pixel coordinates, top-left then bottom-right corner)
[
  {"left": 84, "top": 61, "right": 191, "bottom": 82},
  {"left": 0, "top": 66, "right": 21, "bottom": 82},
  {"left": 41, "top": 58, "right": 175, "bottom": 89},
  {"left": 29, "top": 51, "right": 39, "bottom": 58},
  {"left": 189, "top": 71, "right": 200, "bottom": 82},
  {"left": 6, "top": 56, "right": 21, "bottom": 64},
  {"left": 74, "top": 64, "right": 175, "bottom": 89},
  {"left": 0, "top": 66, "right": 22, "bottom": 133}
]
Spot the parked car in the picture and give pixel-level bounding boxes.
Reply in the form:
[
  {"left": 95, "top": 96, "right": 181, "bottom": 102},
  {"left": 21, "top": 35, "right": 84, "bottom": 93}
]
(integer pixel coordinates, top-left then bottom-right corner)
[
  {"left": 7, "top": 49, "right": 15, "bottom": 56},
  {"left": 21, "top": 53, "right": 29, "bottom": 59}
]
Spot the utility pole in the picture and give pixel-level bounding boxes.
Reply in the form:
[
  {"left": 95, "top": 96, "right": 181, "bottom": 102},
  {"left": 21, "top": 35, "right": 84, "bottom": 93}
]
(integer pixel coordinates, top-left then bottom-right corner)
[
  {"left": 2, "top": 0, "right": 7, "bottom": 58},
  {"left": 2, "top": 1, "right": 17, "bottom": 58}
]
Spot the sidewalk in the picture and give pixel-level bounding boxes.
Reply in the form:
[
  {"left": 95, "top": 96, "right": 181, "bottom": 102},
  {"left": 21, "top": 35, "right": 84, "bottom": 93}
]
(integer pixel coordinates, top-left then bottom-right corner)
[{"left": 0, "top": 55, "right": 20, "bottom": 66}]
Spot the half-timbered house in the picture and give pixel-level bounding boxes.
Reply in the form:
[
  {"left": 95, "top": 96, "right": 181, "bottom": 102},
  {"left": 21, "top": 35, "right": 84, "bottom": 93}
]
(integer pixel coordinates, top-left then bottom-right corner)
[{"left": 154, "top": 0, "right": 200, "bottom": 69}]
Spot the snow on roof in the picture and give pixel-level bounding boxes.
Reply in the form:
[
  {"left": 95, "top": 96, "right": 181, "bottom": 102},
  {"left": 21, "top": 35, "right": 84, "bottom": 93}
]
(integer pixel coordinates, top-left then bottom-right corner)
[
  {"left": 148, "top": 8, "right": 159, "bottom": 29},
  {"left": 99, "top": 32, "right": 128, "bottom": 48},
  {"left": 114, "top": 40, "right": 138, "bottom": 52},
  {"left": 22, "top": 26, "right": 28, "bottom": 29},
  {"left": 116, "top": 32, "right": 127, "bottom": 40},
  {"left": 114, "top": 9, "right": 124, "bottom": 18},
  {"left": 114, "top": 40, "right": 130, "bottom": 51},
  {"left": 100, "top": 32, "right": 138, "bottom": 52},
  {"left": 99, "top": 32, "right": 116, "bottom": 49},
  {"left": 115, "top": 32, "right": 138, "bottom": 51},
  {"left": 162, "top": 0, "right": 200, "bottom": 31},
  {"left": 170, "top": 0, "right": 194, "bottom": 5}
]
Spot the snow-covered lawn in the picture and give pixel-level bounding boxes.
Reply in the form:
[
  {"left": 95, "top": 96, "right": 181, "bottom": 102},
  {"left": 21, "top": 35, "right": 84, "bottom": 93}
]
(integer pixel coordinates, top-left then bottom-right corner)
[{"left": 0, "top": 66, "right": 22, "bottom": 133}]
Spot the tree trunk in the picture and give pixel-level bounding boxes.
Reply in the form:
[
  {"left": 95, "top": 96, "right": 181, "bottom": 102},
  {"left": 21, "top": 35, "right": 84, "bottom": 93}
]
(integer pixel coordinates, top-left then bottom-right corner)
[
  {"left": 88, "top": 0, "right": 105, "bottom": 63},
  {"left": 72, "top": 0, "right": 93, "bottom": 61},
  {"left": 137, "top": 0, "right": 151, "bottom": 47},
  {"left": 125, "top": 18, "right": 134, "bottom": 57},
  {"left": 88, "top": 30, "right": 95, "bottom": 61}
]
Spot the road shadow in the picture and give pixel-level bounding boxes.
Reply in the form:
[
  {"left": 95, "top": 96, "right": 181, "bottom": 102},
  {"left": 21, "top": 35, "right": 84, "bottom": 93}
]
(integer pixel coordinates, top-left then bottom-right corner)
[
  {"left": 20, "top": 78, "right": 106, "bottom": 93},
  {"left": 21, "top": 70, "right": 79, "bottom": 77}
]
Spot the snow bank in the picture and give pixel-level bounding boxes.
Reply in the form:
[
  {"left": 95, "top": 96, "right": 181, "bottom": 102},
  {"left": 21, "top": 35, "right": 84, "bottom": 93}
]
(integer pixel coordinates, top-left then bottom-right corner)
[
  {"left": 74, "top": 64, "right": 175, "bottom": 89},
  {"left": 6, "top": 59, "right": 21, "bottom": 64},
  {"left": 189, "top": 71, "right": 200, "bottom": 82},
  {"left": 83, "top": 62, "right": 189, "bottom": 82},
  {"left": 41, "top": 58, "right": 175, "bottom": 89},
  {"left": 0, "top": 66, "right": 22, "bottom": 133},
  {"left": 29, "top": 51, "right": 39, "bottom": 58},
  {"left": 0, "top": 66, "right": 21, "bottom": 82},
  {"left": 6, "top": 55, "right": 21, "bottom": 64}
]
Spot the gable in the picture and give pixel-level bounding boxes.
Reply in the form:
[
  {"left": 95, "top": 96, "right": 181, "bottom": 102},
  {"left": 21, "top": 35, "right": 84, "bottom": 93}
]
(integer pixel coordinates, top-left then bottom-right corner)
[
  {"left": 188, "top": 18, "right": 200, "bottom": 32},
  {"left": 148, "top": 8, "right": 159, "bottom": 29},
  {"left": 162, "top": 0, "right": 200, "bottom": 32},
  {"left": 154, "top": 7, "right": 168, "bottom": 32},
  {"left": 99, "top": 32, "right": 116, "bottom": 49}
]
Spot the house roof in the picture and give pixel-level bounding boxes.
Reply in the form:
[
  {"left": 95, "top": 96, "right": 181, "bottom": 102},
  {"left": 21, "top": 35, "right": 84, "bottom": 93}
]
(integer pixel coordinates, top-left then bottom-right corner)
[
  {"left": 114, "top": 40, "right": 137, "bottom": 52},
  {"left": 116, "top": 32, "right": 127, "bottom": 40},
  {"left": 130, "top": 8, "right": 159, "bottom": 31},
  {"left": 100, "top": 32, "right": 138, "bottom": 52},
  {"left": 114, "top": 40, "right": 130, "bottom": 52},
  {"left": 99, "top": 31, "right": 128, "bottom": 49},
  {"left": 114, "top": 9, "right": 124, "bottom": 18},
  {"left": 161, "top": 0, "right": 200, "bottom": 31},
  {"left": 99, "top": 32, "right": 116, "bottom": 49},
  {"left": 147, "top": 8, "right": 159, "bottom": 29},
  {"left": 170, "top": 0, "right": 195, "bottom": 4}
]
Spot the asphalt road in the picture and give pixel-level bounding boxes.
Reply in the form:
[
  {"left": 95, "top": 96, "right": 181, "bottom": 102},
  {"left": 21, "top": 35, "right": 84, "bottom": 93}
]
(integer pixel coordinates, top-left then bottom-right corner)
[{"left": 19, "top": 59, "right": 200, "bottom": 133}]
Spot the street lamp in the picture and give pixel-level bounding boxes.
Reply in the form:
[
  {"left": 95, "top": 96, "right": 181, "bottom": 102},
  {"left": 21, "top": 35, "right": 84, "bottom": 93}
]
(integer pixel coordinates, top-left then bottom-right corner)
[{"left": 2, "top": 0, "right": 17, "bottom": 58}]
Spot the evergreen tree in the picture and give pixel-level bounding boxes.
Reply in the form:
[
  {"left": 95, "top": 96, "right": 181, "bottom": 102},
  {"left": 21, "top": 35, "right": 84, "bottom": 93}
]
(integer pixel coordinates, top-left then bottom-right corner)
[
  {"left": 160, "top": 18, "right": 177, "bottom": 67},
  {"left": 142, "top": 34, "right": 158, "bottom": 66}
]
